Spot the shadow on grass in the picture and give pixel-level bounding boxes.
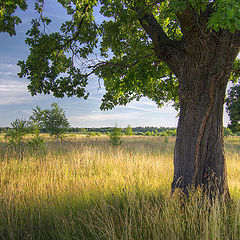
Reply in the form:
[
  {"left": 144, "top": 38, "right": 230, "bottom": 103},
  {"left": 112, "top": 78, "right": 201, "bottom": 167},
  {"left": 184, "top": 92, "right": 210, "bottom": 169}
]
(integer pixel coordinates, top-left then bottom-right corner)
[{"left": 1, "top": 187, "right": 240, "bottom": 240}]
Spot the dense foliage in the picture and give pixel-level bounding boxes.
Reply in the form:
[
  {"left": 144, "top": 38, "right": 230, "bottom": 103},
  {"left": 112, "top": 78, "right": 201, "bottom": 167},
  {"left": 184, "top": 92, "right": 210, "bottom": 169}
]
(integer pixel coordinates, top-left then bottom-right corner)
[
  {"left": 1, "top": 0, "right": 239, "bottom": 132},
  {"left": 0, "top": 0, "right": 27, "bottom": 36},
  {"left": 0, "top": 0, "right": 238, "bottom": 110},
  {"left": 2, "top": 125, "right": 237, "bottom": 137}
]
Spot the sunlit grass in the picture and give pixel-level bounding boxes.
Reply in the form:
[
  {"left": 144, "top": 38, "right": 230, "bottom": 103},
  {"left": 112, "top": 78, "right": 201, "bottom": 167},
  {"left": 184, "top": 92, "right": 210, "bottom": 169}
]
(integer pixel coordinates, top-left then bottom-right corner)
[{"left": 0, "top": 134, "right": 240, "bottom": 239}]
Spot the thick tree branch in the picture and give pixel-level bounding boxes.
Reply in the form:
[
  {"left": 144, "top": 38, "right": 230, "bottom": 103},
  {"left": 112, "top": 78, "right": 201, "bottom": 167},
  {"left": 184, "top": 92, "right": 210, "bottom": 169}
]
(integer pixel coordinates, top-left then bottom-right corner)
[
  {"left": 176, "top": 3, "right": 214, "bottom": 39},
  {"left": 133, "top": 1, "right": 184, "bottom": 76}
]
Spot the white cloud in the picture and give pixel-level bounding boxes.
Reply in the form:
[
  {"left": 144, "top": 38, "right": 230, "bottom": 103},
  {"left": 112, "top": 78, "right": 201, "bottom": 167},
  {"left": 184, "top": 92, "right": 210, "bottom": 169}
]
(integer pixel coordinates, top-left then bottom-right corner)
[
  {"left": 0, "top": 79, "right": 30, "bottom": 105},
  {"left": 0, "top": 77, "right": 49, "bottom": 106},
  {"left": 0, "top": 79, "right": 26, "bottom": 91},
  {"left": 0, "top": 62, "right": 42, "bottom": 105},
  {"left": 69, "top": 112, "right": 141, "bottom": 122},
  {"left": 123, "top": 105, "right": 153, "bottom": 112},
  {"left": 138, "top": 100, "right": 156, "bottom": 107},
  {"left": 123, "top": 99, "right": 177, "bottom": 114},
  {"left": 87, "top": 96, "right": 102, "bottom": 102},
  {"left": 0, "top": 63, "right": 19, "bottom": 73},
  {"left": 21, "top": 109, "right": 32, "bottom": 115}
]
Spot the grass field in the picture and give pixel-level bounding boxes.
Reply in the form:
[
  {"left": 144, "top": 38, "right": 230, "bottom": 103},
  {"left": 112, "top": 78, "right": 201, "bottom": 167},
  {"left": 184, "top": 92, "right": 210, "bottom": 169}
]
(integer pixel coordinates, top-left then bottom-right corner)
[{"left": 0, "top": 134, "right": 240, "bottom": 240}]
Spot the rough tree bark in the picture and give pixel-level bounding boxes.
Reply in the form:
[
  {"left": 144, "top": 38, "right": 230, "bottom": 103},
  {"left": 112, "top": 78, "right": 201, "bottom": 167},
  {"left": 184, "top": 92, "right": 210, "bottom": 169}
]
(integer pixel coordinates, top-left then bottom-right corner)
[
  {"left": 172, "top": 48, "right": 237, "bottom": 196},
  {"left": 171, "top": 14, "right": 240, "bottom": 197},
  {"left": 136, "top": 4, "right": 240, "bottom": 196}
]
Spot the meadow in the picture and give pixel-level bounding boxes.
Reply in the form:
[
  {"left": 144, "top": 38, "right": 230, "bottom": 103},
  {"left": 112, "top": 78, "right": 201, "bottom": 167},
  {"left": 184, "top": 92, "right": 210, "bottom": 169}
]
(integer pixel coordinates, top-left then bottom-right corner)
[{"left": 0, "top": 134, "right": 240, "bottom": 240}]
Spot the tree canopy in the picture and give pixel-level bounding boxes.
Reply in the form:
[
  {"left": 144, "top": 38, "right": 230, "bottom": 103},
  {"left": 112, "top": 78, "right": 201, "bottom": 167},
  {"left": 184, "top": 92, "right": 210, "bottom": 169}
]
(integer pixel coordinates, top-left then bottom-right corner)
[{"left": 0, "top": 0, "right": 236, "bottom": 110}]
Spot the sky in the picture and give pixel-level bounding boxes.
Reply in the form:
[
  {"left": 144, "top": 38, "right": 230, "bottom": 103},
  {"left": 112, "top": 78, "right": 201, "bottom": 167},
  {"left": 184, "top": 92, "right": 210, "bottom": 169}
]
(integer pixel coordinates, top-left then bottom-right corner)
[{"left": 0, "top": 0, "right": 231, "bottom": 128}]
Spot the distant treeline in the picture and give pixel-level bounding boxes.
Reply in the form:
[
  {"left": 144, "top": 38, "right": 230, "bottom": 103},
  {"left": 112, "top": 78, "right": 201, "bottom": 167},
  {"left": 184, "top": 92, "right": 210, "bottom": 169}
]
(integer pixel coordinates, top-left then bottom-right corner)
[
  {"left": 0, "top": 126, "right": 176, "bottom": 135},
  {"left": 0, "top": 126, "right": 237, "bottom": 137},
  {"left": 68, "top": 126, "right": 177, "bottom": 136}
]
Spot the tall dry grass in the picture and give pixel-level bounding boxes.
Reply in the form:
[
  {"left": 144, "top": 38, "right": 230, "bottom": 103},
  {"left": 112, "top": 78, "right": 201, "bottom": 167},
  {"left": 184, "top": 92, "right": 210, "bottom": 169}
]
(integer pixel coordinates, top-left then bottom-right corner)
[{"left": 0, "top": 134, "right": 239, "bottom": 239}]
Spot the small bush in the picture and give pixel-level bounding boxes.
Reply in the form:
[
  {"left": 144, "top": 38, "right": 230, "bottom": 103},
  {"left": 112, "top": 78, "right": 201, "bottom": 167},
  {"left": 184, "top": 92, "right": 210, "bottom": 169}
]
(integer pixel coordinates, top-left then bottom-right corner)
[
  {"left": 27, "top": 122, "right": 45, "bottom": 156},
  {"left": 164, "top": 136, "right": 168, "bottom": 143},
  {"left": 125, "top": 124, "right": 133, "bottom": 136},
  {"left": 5, "top": 119, "right": 30, "bottom": 157},
  {"left": 110, "top": 125, "right": 122, "bottom": 146}
]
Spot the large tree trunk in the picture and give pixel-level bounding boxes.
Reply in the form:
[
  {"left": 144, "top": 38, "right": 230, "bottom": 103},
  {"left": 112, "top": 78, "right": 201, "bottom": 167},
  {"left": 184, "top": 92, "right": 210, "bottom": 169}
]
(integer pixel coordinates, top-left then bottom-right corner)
[
  {"left": 171, "top": 34, "right": 239, "bottom": 197},
  {"left": 172, "top": 72, "right": 229, "bottom": 197},
  {"left": 135, "top": 3, "right": 240, "bottom": 197}
]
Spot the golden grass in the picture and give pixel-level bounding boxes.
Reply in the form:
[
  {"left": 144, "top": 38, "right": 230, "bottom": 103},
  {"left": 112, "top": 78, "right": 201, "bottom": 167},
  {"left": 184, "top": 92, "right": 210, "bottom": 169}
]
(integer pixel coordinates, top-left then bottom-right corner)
[{"left": 0, "top": 135, "right": 239, "bottom": 239}]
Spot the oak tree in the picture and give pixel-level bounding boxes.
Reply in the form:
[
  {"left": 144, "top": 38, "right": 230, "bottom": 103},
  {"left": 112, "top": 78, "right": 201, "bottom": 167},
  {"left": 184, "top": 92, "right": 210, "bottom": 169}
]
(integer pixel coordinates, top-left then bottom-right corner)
[{"left": 1, "top": 0, "right": 240, "bottom": 196}]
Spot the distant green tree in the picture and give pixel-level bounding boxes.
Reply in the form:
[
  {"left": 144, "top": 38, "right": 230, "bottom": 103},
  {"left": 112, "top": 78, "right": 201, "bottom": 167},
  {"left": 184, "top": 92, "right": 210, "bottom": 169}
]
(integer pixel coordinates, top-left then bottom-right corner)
[
  {"left": 145, "top": 131, "right": 152, "bottom": 136},
  {"left": 30, "top": 103, "right": 70, "bottom": 140},
  {"left": 161, "top": 131, "right": 167, "bottom": 137},
  {"left": 226, "top": 85, "right": 240, "bottom": 134},
  {"left": 154, "top": 130, "right": 159, "bottom": 136},
  {"left": 87, "top": 132, "right": 96, "bottom": 137},
  {"left": 110, "top": 125, "right": 122, "bottom": 146},
  {"left": 79, "top": 128, "right": 87, "bottom": 135},
  {"left": 125, "top": 124, "right": 133, "bottom": 136}
]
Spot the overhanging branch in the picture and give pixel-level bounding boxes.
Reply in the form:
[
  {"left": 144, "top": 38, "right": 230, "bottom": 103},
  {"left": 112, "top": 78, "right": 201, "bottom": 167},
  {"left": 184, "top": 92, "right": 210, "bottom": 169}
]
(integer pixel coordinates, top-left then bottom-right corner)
[{"left": 85, "top": 52, "right": 154, "bottom": 77}]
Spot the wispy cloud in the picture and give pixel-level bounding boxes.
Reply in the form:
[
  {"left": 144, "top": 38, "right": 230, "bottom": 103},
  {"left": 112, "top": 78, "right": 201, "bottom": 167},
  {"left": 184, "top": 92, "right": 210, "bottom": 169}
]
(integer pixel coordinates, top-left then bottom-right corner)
[
  {"left": 138, "top": 100, "right": 157, "bottom": 107},
  {"left": 21, "top": 109, "right": 32, "bottom": 115},
  {"left": 123, "top": 105, "right": 154, "bottom": 112},
  {"left": 0, "top": 63, "right": 17, "bottom": 68},
  {"left": 69, "top": 112, "right": 141, "bottom": 122},
  {"left": 122, "top": 99, "right": 177, "bottom": 114},
  {"left": 0, "top": 62, "right": 38, "bottom": 105},
  {"left": 0, "top": 78, "right": 30, "bottom": 105},
  {"left": 0, "top": 74, "right": 48, "bottom": 106}
]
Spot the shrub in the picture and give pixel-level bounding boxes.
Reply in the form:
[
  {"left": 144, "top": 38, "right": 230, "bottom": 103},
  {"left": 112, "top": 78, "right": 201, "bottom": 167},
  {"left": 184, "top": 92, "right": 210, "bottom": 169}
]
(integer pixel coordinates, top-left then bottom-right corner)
[
  {"left": 164, "top": 136, "right": 169, "bottom": 143},
  {"left": 110, "top": 125, "right": 122, "bottom": 146},
  {"left": 87, "top": 132, "right": 96, "bottom": 137},
  {"left": 5, "top": 119, "right": 30, "bottom": 155},
  {"left": 27, "top": 122, "right": 45, "bottom": 156},
  {"left": 125, "top": 124, "right": 133, "bottom": 136}
]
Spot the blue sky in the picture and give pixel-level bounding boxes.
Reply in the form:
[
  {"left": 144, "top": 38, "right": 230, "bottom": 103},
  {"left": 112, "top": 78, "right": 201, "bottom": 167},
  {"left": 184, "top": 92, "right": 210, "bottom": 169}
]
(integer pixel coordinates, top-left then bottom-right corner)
[{"left": 0, "top": 0, "right": 230, "bottom": 128}]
